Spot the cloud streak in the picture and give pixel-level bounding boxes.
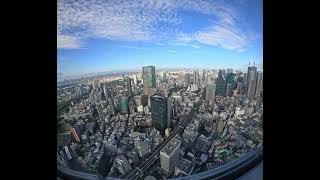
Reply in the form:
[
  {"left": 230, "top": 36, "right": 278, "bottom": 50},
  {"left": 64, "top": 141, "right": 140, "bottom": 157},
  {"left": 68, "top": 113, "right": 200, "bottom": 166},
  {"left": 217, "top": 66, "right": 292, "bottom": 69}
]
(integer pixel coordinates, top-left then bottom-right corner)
[{"left": 57, "top": 0, "right": 253, "bottom": 52}]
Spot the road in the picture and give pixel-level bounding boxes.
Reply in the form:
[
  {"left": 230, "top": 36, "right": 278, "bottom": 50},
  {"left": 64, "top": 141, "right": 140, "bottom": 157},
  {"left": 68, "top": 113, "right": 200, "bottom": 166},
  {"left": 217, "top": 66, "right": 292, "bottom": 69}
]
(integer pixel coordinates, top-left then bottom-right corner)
[{"left": 123, "top": 101, "right": 202, "bottom": 180}]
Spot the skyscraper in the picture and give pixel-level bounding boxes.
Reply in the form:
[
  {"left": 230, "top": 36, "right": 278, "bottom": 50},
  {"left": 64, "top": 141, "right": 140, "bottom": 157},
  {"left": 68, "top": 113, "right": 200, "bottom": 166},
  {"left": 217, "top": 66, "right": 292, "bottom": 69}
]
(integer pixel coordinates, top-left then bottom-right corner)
[
  {"left": 118, "top": 97, "right": 128, "bottom": 114},
  {"left": 205, "top": 83, "right": 216, "bottom": 103},
  {"left": 216, "top": 70, "right": 226, "bottom": 96},
  {"left": 142, "top": 66, "right": 156, "bottom": 88},
  {"left": 227, "top": 68, "right": 233, "bottom": 73},
  {"left": 161, "top": 71, "right": 167, "bottom": 82},
  {"left": 226, "top": 73, "right": 237, "bottom": 91},
  {"left": 255, "top": 71, "right": 263, "bottom": 97},
  {"left": 160, "top": 138, "right": 181, "bottom": 173},
  {"left": 226, "top": 83, "right": 232, "bottom": 97},
  {"left": 150, "top": 95, "right": 168, "bottom": 134},
  {"left": 184, "top": 73, "right": 190, "bottom": 87},
  {"left": 202, "top": 70, "right": 206, "bottom": 82},
  {"left": 193, "top": 70, "right": 200, "bottom": 86},
  {"left": 246, "top": 66, "right": 257, "bottom": 98},
  {"left": 167, "top": 97, "right": 172, "bottom": 128},
  {"left": 127, "top": 78, "right": 132, "bottom": 96},
  {"left": 133, "top": 75, "right": 138, "bottom": 85},
  {"left": 237, "top": 82, "right": 243, "bottom": 95}
]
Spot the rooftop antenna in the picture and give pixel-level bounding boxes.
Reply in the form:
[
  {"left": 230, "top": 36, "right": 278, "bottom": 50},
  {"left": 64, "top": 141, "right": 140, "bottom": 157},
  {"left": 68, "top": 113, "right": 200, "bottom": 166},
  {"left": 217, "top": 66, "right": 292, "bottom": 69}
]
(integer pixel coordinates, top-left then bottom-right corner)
[
  {"left": 254, "top": 61, "right": 255, "bottom": 67},
  {"left": 249, "top": 61, "right": 250, "bottom": 67}
]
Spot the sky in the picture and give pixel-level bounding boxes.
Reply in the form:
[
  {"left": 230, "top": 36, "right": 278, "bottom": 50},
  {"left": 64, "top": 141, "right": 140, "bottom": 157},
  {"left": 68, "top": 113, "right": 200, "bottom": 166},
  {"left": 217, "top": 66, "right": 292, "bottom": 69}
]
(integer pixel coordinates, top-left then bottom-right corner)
[{"left": 57, "top": 0, "right": 263, "bottom": 77}]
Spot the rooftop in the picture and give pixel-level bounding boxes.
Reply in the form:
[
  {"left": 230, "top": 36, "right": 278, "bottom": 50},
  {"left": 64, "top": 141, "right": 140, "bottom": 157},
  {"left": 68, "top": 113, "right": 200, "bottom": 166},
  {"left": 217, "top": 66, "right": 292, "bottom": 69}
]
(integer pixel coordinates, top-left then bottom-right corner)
[
  {"left": 176, "top": 158, "right": 195, "bottom": 175},
  {"left": 161, "top": 138, "right": 181, "bottom": 156}
]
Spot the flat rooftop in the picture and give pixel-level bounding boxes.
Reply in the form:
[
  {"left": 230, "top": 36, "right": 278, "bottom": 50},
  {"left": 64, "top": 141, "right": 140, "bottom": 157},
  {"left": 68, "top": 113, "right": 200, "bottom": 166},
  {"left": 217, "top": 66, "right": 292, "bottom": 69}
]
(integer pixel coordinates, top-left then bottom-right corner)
[
  {"left": 176, "top": 158, "right": 194, "bottom": 174},
  {"left": 160, "top": 138, "right": 181, "bottom": 156}
]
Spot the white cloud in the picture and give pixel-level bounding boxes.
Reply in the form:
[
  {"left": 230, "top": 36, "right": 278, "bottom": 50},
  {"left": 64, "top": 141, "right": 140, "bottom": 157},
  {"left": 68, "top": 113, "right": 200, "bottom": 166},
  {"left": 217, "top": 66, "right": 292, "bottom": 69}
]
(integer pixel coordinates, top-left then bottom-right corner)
[
  {"left": 191, "top": 45, "right": 200, "bottom": 48},
  {"left": 57, "top": 0, "right": 253, "bottom": 51},
  {"left": 168, "top": 50, "right": 176, "bottom": 53},
  {"left": 57, "top": 35, "right": 84, "bottom": 49},
  {"left": 194, "top": 23, "right": 248, "bottom": 52}
]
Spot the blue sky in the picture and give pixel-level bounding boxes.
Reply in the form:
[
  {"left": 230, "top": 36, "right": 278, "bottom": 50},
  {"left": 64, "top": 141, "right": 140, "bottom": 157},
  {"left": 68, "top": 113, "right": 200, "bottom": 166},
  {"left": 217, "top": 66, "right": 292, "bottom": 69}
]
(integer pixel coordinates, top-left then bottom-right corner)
[{"left": 57, "top": 0, "right": 263, "bottom": 76}]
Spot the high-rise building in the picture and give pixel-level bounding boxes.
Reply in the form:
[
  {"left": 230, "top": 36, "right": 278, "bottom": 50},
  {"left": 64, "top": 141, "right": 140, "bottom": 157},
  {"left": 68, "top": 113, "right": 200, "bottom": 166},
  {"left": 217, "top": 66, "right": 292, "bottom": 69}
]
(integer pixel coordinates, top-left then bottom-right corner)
[
  {"left": 150, "top": 95, "right": 168, "bottom": 134},
  {"left": 221, "top": 69, "right": 227, "bottom": 77},
  {"left": 226, "top": 83, "right": 232, "bottom": 97},
  {"left": 216, "top": 70, "right": 226, "bottom": 96},
  {"left": 160, "top": 138, "right": 181, "bottom": 173},
  {"left": 142, "top": 66, "right": 156, "bottom": 89},
  {"left": 161, "top": 72, "right": 167, "bottom": 82},
  {"left": 255, "top": 71, "right": 263, "bottom": 97},
  {"left": 246, "top": 66, "right": 257, "bottom": 98},
  {"left": 103, "top": 84, "right": 108, "bottom": 97},
  {"left": 202, "top": 70, "right": 206, "bottom": 82},
  {"left": 226, "top": 73, "right": 237, "bottom": 91},
  {"left": 118, "top": 97, "right": 128, "bottom": 114},
  {"left": 237, "top": 82, "right": 243, "bottom": 95},
  {"left": 243, "top": 73, "right": 248, "bottom": 94},
  {"left": 133, "top": 75, "right": 138, "bottom": 85},
  {"left": 205, "top": 83, "right": 216, "bottom": 103},
  {"left": 184, "top": 73, "right": 190, "bottom": 87},
  {"left": 193, "top": 70, "right": 200, "bottom": 86},
  {"left": 167, "top": 97, "right": 172, "bottom": 128},
  {"left": 127, "top": 78, "right": 132, "bottom": 96}
]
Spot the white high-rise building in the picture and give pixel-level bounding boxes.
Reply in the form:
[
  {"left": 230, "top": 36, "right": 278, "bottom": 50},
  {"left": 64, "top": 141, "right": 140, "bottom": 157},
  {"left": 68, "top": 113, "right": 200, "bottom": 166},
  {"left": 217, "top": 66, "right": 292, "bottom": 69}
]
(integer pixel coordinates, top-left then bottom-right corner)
[
  {"left": 246, "top": 66, "right": 257, "bottom": 98},
  {"left": 133, "top": 75, "right": 138, "bottom": 85},
  {"left": 160, "top": 138, "right": 181, "bottom": 174},
  {"left": 255, "top": 71, "right": 263, "bottom": 97},
  {"left": 205, "top": 83, "right": 216, "bottom": 103}
]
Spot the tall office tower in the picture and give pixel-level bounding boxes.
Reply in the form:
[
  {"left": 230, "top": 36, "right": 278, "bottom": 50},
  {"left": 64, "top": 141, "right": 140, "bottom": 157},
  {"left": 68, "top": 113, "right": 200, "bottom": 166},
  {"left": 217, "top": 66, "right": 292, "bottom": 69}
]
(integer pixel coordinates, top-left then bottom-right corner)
[
  {"left": 127, "top": 78, "right": 132, "bottom": 96},
  {"left": 243, "top": 73, "right": 248, "bottom": 94},
  {"left": 133, "top": 75, "right": 138, "bottom": 85},
  {"left": 193, "top": 70, "right": 200, "bottom": 86},
  {"left": 118, "top": 97, "right": 128, "bottom": 114},
  {"left": 161, "top": 71, "right": 167, "bottom": 82},
  {"left": 226, "top": 83, "right": 232, "bottom": 97},
  {"left": 167, "top": 97, "right": 172, "bottom": 128},
  {"left": 103, "top": 84, "right": 108, "bottom": 97},
  {"left": 216, "top": 70, "right": 226, "bottom": 96},
  {"left": 255, "top": 71, "right": 263, "bottom": 97},
  {"left": 202, "top": 70, "right": 206, "bottom": 82},
  {"left": 184, "top": 73, "right": 190, "bottom": 87},
  {"left": 205, "top": 83, "right": 216, "bottom": 103},
  {"left": 150, "top": 95, "right": 168, "bottom": 134},
  {"left": 142, "top": 66, "right": 156, "bottom": 89},
  {"left": 221, "top": 69, "right": 227, "bottom": 77},
  {"left": 226, "top": 73, "right": 237, "bottom": 91},
  {"left": 237, "top": 82, "right": 243, "bottom": 95},
  {"left": 246, "top": 66, "right": 258, "bottom": 98},
  {"left": 227, "top": 68, "right": 233, "bottom": 73},
  {"left": 160, "top": 138, "right": 181, "bottom": 174}
]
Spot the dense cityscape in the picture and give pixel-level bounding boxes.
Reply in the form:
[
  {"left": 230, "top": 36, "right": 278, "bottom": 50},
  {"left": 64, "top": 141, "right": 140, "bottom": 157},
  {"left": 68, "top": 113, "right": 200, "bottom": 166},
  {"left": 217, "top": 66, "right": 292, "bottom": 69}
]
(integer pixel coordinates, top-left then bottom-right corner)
[{"left": 57, "top": 65, "right": 263, "bottom": 180}]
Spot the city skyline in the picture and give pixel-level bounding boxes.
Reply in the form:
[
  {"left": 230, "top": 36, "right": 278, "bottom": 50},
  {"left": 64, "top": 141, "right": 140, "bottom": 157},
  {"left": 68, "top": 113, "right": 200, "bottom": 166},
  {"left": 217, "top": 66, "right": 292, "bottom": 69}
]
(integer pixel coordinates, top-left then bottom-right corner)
[{"left": 57, "top": 0, "right": 263, "bottom": 77}]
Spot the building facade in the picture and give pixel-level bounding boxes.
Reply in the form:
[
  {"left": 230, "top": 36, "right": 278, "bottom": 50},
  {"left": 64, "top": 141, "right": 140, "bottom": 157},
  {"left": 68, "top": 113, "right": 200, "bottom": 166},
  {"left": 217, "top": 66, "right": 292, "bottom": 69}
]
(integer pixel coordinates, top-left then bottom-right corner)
[
  {"left": 216, "top": 70, "right": 226, "bottom": 96},
  {"left": 160, "top": 138, "right": 181, "bottom": 174},
  {"left": 150, "top": 95, "right": 168, "bottom": 133}
]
